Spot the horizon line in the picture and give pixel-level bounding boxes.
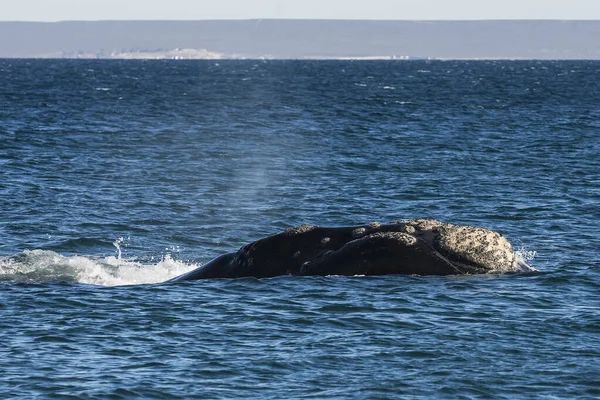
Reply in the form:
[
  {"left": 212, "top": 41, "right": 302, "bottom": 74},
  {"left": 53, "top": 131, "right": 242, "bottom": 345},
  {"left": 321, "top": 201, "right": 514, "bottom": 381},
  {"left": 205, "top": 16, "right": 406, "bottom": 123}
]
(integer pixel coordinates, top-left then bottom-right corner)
[{"left": 3, "top": 18, "right": 600, "bottom": 23}]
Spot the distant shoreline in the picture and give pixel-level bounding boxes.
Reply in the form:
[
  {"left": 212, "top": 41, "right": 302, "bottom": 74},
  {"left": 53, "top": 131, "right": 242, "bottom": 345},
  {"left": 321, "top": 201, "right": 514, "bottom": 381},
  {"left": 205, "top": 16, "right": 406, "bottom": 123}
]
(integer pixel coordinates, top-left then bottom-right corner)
[{"left": 2, "top": 20, "right": 600, "bottom": 59}]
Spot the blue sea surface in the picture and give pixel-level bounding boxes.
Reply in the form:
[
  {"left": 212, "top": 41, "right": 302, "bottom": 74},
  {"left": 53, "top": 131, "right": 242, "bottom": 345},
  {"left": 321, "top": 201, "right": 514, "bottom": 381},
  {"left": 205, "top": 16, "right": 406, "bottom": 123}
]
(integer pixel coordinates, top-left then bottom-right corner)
[{"left": 0, "top": 59, "right": 599, "bottom": 398}]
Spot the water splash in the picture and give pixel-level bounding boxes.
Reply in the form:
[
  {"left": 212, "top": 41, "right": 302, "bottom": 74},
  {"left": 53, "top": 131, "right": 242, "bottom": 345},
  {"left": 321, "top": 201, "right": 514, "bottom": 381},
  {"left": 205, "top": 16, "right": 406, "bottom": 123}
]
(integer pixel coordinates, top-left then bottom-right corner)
[
  {"left": 516, "top": 247, "right": 537, "bottom": 262},
  {"left": 514, "top": 248, "right": 538, "bottom": 272},
  {"left": 113, "top": 237, "right": 124, "bottom": 260},
  {"left": 0, "top": 250, "right": 198, "bottom": 286}
]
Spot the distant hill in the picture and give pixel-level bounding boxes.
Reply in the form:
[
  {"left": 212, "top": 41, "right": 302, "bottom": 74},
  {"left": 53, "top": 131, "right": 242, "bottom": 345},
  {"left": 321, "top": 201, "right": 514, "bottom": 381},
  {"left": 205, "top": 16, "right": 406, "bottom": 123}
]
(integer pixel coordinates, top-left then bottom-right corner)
[{"left": 1, "top": 20, "right": 600, "bottom": 59}]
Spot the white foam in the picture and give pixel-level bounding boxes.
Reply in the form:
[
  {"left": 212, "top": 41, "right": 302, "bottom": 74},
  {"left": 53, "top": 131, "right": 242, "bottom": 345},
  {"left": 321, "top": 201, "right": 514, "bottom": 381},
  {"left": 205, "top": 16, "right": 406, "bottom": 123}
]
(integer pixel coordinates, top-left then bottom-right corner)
[
  {"left": 514, "top": 248, "right": 538, "bottom": 272},
  {"left": 0, "top": 250, "right": 199, "bottom": 287}
]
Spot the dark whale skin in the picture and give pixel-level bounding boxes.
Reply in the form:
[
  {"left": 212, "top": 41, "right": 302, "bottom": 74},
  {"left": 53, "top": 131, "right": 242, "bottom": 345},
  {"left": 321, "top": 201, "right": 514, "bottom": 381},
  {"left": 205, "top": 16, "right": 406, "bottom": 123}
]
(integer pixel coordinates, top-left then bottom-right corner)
[{"left": 168, "top": 220, "right": 526, "bottom": 282}]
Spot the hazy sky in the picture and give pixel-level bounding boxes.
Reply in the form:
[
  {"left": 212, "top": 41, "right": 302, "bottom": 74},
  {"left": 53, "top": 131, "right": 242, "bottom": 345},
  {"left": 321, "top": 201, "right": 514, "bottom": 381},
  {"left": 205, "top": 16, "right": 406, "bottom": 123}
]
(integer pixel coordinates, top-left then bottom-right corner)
[{"left": 1, "top": 0, "right": 600, "bottom": 21}]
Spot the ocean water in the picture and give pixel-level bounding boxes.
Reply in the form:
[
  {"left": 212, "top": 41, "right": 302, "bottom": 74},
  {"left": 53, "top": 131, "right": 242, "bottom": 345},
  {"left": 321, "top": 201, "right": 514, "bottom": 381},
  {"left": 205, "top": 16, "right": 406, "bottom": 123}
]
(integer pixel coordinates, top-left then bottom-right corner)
[{"left": 0, "top": 59, "right": 599, "bottom": 399}]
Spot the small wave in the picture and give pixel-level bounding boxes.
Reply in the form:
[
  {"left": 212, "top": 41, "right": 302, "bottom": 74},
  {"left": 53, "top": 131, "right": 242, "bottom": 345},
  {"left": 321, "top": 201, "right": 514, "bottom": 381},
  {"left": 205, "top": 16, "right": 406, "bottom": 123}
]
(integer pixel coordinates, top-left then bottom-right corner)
[{"left": 0, "top": 250, "right": 198, "bottom": 286}]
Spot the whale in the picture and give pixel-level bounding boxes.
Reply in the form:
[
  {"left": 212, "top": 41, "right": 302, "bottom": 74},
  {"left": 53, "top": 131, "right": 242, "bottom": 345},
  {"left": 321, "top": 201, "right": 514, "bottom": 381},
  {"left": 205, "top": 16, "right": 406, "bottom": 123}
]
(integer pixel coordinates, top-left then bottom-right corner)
[{"left": 168, "top": 219, "right": 532, "bottom": 282}]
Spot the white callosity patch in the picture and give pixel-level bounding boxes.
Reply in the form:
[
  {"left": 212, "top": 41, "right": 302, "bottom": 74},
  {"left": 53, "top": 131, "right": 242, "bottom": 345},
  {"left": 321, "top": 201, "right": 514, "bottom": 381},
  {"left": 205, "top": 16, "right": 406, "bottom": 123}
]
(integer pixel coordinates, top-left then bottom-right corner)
[
  {"left": 364, "top": 231, "right": 417, "bottom": 246},
  {"left": 284, "top": 224, "right": 318, "bottom": 236},
  {"left": 436, "top": 225, "right": 516, "bottom": 272},
  {"left": 391, "top": 219, "right": 535, "bottom": 273},
  {"left": 352, "top": 227, "right": 367, "bottom": 238}
]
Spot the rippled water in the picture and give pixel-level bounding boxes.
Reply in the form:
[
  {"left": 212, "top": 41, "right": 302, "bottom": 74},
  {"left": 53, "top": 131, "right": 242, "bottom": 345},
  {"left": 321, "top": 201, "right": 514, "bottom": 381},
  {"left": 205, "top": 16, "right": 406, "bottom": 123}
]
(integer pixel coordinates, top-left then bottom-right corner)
[{"left": 1, "top": 59, "right": 599, "bottom": 398}]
